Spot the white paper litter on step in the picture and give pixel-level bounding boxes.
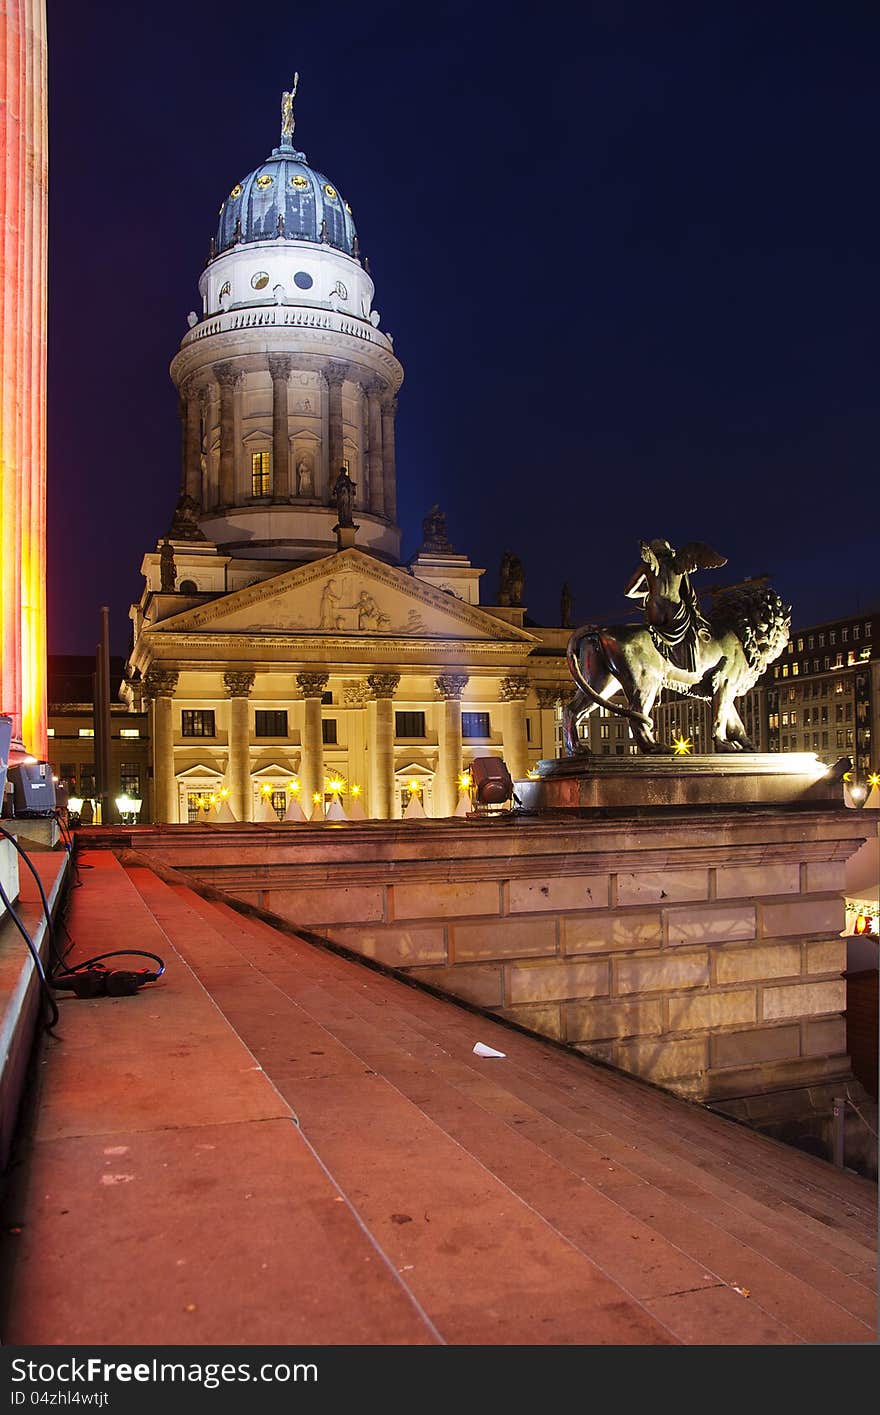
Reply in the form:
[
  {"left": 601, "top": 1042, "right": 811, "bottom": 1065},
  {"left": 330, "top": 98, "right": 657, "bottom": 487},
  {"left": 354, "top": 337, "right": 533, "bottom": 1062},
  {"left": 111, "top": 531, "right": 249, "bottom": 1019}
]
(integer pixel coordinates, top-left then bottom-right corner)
[{"left": 473, "top": 1042, "right": 506, "bottom": 1058}]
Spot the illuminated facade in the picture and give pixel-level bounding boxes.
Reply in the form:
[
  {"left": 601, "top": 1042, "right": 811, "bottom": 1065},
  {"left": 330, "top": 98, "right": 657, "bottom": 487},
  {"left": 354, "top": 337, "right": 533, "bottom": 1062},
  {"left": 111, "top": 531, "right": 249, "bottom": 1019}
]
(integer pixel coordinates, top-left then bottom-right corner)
[
  {"left": 0, "top": 0, "right": 48, "bottom": 757},
  {"left": 127, "top": 87, "right": 570, "bottom": 820}
]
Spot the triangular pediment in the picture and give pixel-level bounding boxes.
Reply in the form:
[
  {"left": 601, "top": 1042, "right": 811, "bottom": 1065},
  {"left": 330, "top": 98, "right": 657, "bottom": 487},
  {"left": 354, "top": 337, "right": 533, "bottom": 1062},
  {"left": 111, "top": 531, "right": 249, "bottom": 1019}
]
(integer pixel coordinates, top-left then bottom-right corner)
[{"left": 151, "top": 548, "right": 537, "bottom": 644}]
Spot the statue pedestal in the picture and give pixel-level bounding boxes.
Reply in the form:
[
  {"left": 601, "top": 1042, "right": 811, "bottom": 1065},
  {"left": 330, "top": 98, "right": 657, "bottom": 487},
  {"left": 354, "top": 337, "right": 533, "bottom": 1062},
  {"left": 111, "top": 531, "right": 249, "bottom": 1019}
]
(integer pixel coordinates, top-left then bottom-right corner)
[
  {"left": 334, "top": 525, "right": 358, "bottom": 551},
  {"left": 517, "top": 753, "right": 846, "bottom": 811}
]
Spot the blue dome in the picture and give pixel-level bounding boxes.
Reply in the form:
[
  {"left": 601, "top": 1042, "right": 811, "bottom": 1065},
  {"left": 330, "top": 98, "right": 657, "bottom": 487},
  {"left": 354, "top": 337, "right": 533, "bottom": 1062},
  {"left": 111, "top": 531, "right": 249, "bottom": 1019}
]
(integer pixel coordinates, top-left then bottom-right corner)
[{"left": 214, "top": 142, "right": 358, "bottom": 258}]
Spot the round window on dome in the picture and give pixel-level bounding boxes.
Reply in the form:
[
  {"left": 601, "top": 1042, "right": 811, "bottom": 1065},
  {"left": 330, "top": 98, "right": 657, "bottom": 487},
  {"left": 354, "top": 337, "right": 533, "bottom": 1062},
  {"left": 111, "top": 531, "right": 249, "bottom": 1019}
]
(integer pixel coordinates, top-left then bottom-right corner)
[
  {"left": 229, "top": 183, "right": 243, "bottom": 199},
  {"left": 291, "top": 174, "right": 309, "bottom": 190},
  {"left": 293, "top": 271, "right": 313, "bottom": 290},
  {"left": 324, "top": 184, "right": 337, "bottom": 201},
  {"left": 334, "top": 281, "right": 348, "bottom": 300},
  {"left": 255, "top": 174, "right": 273, "bottom": 190},
  {"left": 251, "top": 272, "right": 270, "bottom": 290},
  {"left": 219, "top": 281, "right": 231, "bottom": 299}
]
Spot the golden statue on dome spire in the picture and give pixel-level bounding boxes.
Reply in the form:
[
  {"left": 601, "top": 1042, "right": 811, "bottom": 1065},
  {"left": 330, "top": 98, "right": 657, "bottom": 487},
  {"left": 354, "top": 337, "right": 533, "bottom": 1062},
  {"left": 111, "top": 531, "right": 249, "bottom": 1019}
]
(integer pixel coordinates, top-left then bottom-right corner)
[{"left": 281, "top": 73, "right": 299, "bottom": 144}]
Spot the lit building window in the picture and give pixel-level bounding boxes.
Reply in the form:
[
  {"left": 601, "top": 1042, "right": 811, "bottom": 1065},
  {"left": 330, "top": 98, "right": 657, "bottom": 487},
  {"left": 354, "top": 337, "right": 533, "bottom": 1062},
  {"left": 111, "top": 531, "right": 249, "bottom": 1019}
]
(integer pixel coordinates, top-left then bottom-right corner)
[
  {"left": 251, "top": 450, "right": 272, "bottom": 496},
  {"left": 78, "top": 728, "right": 94, "bottom": 737},
  {"left": 47, "top": 727, "right": 55, "bottom": 737},
  {"left": 181, "top": 710, "right": 215, "bottom": 737},
  {"left": 120, "top": 728, "right": 140, "bottom": 738}
]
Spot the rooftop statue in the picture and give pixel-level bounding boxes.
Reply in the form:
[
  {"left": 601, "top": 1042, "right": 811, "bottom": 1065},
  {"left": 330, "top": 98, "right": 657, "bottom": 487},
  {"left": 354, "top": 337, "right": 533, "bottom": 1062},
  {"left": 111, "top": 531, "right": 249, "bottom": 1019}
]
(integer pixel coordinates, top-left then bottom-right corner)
[
  {"left": 420, "top": 504, "right": 454, "bottom": 553},
  {"left": 563, "top": 538, "right": 791, "bottom": 755},
  {"left": 280, "top": 72, "right": 299, "bottom": 144}
]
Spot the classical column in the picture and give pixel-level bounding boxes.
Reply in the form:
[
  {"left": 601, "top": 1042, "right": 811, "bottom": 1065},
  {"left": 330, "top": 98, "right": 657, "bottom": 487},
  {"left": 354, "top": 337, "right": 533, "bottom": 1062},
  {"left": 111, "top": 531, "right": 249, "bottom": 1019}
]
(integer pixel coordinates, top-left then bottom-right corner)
[
  {"left": 380, "top": 394, "right": 397, "bottom": 522},
  {"left": 536, "top": 684, "right": 568, "bottom": 759},
  {"left": 325, "top": 361, "right": 347, "bottom": 486},
  {"left": 435, "top": 674, "right": 468, "bottom": 816},
  {"left": 500, "top": 675, "right": 530, "bottom": 781},
  {"left": 199, "top": 383, "right": 213, "bottom": 506},
  {"left": 367, "top": 673, "right": 400, "bottom": 819},
  {"left": 366, "top": 378, "right": 385, "bottom": 517},
  {"left": 216, "top": 362, "right": 241, "bottom": 506},
  {"left": 224, "top": 670, "right": 255, "bottom": 821},
  {"left": 144, "top": 667, "right": 179, "bottom": 824},
  {"left": 297, "top": 671, "right": 329, "bottom": 808},
  {"left": 181, "top": 378, "right": 202, "bottom": 503},
  {"left": 268, "top": 354, "right": 291, "bottom": 499}
]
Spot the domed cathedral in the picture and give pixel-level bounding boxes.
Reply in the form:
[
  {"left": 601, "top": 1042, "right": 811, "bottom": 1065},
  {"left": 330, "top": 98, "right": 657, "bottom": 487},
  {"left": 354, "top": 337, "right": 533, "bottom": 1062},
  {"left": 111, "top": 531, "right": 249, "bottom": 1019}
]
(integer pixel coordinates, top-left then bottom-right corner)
[
  {"left": 171, "top": 73, "right": 401, "bottom": 564},
  {"left": 126, "top": 79, "right": 572, "bottom": 824}
]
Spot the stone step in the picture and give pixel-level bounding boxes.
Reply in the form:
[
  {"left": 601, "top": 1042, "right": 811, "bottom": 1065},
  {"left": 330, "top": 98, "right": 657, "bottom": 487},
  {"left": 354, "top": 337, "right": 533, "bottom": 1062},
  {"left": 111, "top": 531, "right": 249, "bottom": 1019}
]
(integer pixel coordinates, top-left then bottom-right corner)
[{"left": 124, "top": 869, "right": 877, "bottom": 1345}]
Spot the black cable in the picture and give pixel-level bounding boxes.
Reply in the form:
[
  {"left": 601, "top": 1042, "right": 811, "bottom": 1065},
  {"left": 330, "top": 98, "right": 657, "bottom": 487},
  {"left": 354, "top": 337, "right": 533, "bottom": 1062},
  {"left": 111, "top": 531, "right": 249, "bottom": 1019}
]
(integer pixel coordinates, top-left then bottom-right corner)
[
  {"left": 55, "top": 948, "right": 165, "bottom": 978},
  {"left": 0, "top": 822, "right": 66, "bottom": 971},
  {"left": 0, "top": 875, "right": 60, "bottom": 1031}
]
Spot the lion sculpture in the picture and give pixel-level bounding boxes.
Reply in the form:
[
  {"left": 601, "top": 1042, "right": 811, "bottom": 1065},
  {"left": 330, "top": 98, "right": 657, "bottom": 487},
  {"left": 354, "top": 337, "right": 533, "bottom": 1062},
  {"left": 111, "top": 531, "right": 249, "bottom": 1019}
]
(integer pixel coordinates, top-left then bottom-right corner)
[{"left": 563, "top": 539, "right": 791, "bottom": 755}]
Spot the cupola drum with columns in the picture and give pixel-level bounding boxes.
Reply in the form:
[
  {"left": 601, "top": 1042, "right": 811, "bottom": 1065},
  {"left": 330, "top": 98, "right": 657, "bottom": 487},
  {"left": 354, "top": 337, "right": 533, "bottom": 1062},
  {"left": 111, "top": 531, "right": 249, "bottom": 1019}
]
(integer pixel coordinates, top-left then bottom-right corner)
[{"left": 169, "top": 78, "right": 403, "bottom": 564}]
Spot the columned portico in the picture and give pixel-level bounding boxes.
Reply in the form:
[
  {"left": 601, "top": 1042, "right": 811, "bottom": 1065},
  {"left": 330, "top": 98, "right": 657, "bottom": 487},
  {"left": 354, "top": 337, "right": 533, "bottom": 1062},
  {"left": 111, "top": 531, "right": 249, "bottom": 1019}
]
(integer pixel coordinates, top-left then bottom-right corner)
[
  {"left": 435, "top": 673, "right": 468, "bottom": 816},
  {"left": 145, "top": 668, "right": 179, "bottom": 823},
  {"left": 268, "top": 354, "right": 292, "bottom": 500},
  {"left": 224, "top": 670, "right": 255, "bottom": 820},
  {"left": 297, "top": 671, "right": 329, "bottom": 807},
  {"left": 500, "top": 675, "right": 530, "bottom": 781},
  {"left": 367, "top": 672, "right": 400, "bottom": 819}
]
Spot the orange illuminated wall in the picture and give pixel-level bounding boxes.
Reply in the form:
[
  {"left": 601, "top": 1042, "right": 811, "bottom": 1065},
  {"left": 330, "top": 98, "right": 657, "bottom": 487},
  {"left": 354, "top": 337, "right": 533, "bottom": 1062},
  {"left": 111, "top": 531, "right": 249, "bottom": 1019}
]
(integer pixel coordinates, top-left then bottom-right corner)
[{"left": 0, "top": 0, "right": 48, "bottom": 756}]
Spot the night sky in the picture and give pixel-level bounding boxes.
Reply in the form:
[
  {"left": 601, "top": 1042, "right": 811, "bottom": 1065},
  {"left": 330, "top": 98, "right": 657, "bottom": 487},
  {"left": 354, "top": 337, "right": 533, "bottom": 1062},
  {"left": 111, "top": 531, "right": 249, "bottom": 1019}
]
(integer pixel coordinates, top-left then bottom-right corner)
[{"left": 46, "top": 1, "right": 878, "bottom": 656}]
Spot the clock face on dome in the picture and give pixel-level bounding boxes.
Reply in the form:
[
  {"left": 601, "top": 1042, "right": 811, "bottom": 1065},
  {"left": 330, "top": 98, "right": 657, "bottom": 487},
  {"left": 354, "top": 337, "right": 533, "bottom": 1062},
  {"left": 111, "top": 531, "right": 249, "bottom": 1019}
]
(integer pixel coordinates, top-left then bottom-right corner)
[{"left": 251, "top": 272, "right": 269, "bottom": 290}]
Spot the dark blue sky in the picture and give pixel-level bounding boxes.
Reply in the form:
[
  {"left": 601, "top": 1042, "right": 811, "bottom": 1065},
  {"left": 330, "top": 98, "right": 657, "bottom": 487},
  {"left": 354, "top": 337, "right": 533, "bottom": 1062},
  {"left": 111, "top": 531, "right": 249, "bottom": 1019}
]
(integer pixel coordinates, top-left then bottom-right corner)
[{"left": 46, "top": 0, "right": 878, "bottom": 654}]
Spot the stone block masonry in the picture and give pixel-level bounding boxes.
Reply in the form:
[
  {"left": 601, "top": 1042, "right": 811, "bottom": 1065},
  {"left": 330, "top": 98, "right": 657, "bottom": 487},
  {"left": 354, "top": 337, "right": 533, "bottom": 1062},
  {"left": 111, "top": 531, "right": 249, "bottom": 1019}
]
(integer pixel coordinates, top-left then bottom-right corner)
[{"left": 131, "top": 806, "right": 870, "bottom": 1110}]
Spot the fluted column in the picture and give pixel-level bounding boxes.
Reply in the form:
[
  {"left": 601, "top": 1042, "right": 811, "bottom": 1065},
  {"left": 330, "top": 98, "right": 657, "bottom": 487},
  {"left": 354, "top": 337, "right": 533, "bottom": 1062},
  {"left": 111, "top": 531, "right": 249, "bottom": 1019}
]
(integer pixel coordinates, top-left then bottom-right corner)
[
  {"left": 380, "top": 395, "right": 397, "bottom": 522},
  {"left": 216, "top": 362, "right": 241, "bottom": 506},
  {"left": 435, "top": 674, "right": 468, "bottom": 816},
  {"left": 297, "top": 672, "right": 329, "bottom": 809},
  {"left": 367, "top": 673, "right": 400, "bottom": 819},
  {"left": 181, "top": 378, "right": 202, "bottom": 503},
  {"left": 225, "top": 670, "right": 255, "bottom": 821},
  {"left": 367, "top": 379, "right": 385, "bottom": 517},
  {"left": 325, "top": 361, "right": 347, "bottom": 488},
  {"left": 500, "top": 675, "right": 530, "bottom": 781},
  {"left": 268, "top": 354, "right": 291, "bottom": 499},
  {"left": 144, "top": 668, "right": 179, "bottom": 823}
]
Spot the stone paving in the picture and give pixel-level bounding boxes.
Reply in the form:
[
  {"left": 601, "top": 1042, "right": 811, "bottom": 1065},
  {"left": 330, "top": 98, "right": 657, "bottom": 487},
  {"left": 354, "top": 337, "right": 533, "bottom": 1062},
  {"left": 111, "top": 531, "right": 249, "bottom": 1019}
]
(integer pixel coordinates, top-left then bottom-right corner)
[{"left": 1, "top": 851, "right": 875, "bottom": 1345}]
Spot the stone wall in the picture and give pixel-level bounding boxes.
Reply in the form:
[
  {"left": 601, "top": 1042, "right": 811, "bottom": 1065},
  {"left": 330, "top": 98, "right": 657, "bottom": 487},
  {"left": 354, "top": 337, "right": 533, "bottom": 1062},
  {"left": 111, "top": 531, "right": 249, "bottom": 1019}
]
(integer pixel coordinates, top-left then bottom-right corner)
[{"left": 128, "top": 808, "right": 869, "bottom": 1106}]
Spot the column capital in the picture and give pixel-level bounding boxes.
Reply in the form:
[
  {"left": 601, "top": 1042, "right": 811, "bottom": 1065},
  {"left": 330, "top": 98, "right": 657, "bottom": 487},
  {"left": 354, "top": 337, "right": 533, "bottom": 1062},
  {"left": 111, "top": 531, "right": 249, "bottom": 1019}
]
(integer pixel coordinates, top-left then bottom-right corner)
[
  {"left": 536, "top": 683, "right": 569, "bottom": 709},
  {"left": 325, "top": 360, "right": 348, "bottom": 388},
  {"left": 197, "top": 382, "right": 213, "bottom": 409},
  {"left": 224, "top": 669, "right": 255, "bottom": 698},
  {"left": 143, "top": 666, "right": 179, "bottom": 700},
  {"left": 435, "top": 673, "right": 469, "bottom": 700},
  {"left": 215, "top": 361, "right": 243, "bottom": 389},
  {"left": 267, "top": 353, "right": 292, "bottom": 381},
  {"left": 499, "top": 675, "right": 529, "bottom": 702},
  {"left": 367, "top": 672, "right": 400, "bottom": 700},
  {"left": 381, "top": 394, "right": 398, "bottom": 416},
  {"left": 296, "top": 670, "right": 329, "bottom": 698},
  {"left": 180, "top": 374, "right": 201, "bottom": 400}
]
